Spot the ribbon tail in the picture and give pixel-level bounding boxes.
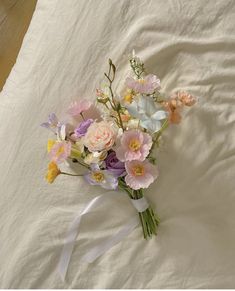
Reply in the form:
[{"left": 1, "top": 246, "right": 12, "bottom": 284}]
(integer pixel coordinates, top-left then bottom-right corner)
[
  {"left": 57, "top": 215, "right": 82, "bottom": 281},
  {"left": 57, "top": 193, "right": 144, "bottom": 281},
  {"left": 57, "top": 195, "right": 108, "bottom": 281},
  {"left": 81, "top": 216, "right": 139, "bottom": 263}
]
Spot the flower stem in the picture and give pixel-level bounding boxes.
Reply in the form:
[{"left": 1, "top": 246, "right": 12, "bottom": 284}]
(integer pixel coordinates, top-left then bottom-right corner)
[
  {"left": 68, "top": 156, "right": 90, "bottom": 169},
  {"left": 133, "top": 189, "right": 159, "bottom": 239},
  {"left": 130, "top": 57, "right": 145, "bottom": 79},
  {"left": 104, "top": 60, "right": 125, "bottom": 131},
  {"left": 118, "top": 183, "right": 159, "bottom": 239},
  {"left": 149, "top": 119, "right": 169, "bottom": 156},
  {"left": 61, "top": 172, "right": 83, "bottom": 177},
  {"left": 139, "top": 212, "right": 148, "bottom": 239},
  {"left": 80, "top": 112, "right": 85, "bottom": 121}
]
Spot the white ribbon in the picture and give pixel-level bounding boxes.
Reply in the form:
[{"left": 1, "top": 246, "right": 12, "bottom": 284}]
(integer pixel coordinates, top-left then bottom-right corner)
[
  {"left": 131, "top": 197, "right": 149, "bottom": 212},
  {"left": 57, "top": 194, "right": 149, "bottom": 281}
]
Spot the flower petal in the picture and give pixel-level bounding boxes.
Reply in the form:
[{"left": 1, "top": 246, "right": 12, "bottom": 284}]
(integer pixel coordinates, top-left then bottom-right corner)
[{"left": 151, "top": 110, "right": 168, "bottom": 120}]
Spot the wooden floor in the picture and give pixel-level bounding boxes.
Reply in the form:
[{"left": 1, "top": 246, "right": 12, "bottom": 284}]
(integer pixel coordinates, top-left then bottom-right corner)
[{"left": 0, "top": 0, "right": 37, "bottom": 90}]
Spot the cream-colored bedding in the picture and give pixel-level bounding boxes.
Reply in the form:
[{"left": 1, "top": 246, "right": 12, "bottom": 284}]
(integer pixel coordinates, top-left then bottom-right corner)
[{"left": 0, "top": 0, "right": 235, "bottom": 288}]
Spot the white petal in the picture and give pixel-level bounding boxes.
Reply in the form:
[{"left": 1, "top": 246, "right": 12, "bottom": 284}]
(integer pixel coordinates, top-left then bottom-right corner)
[
  {"left": 57, "top": 124, "right": 66, "bottom": 141},
  {"left": 126, "top": 102, "right": 142, "bottom": 119},
  {"left": 151, "top": 110, "right": 168, "bottom": 120},
  {"left": 138, "top": 96, "right": 156, "bottom": 116},
  {"left": 141, "top": 119, "right": 162, "bottom": 132}
]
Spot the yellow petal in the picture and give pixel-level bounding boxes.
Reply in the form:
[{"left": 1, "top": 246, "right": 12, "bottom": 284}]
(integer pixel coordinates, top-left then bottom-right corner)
[
  {"left": 47, "top": 139, "right": 56, "bottom": 153},
  {"left": 46, "top": 162, "right": 60, "bottom": 183}
]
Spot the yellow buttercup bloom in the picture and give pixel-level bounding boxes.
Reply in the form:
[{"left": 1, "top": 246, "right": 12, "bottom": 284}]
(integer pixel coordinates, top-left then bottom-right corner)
[
  {"left": 47, "top": 139, "right": 56, "bottom": 153},
  {"left": 46, "top": 162, "right": 61, "bottom": 183}
]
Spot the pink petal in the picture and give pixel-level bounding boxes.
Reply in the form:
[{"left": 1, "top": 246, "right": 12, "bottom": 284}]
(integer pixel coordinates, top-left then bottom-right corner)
[{"left": 115, "top": 147, "right": 126, "bottom": 162}]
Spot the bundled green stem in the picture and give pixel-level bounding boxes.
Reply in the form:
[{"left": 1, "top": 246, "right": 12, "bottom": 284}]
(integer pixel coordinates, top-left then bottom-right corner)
[
  {"left": 119, "top": 180, "right": 159, "bottom": 239},
  {"left": 133, "top": 189, "right": 160, "bottom": 239}
]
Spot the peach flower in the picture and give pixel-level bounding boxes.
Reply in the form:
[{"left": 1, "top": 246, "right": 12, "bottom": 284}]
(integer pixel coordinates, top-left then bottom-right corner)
[
  {"left": 83, "top": 121, "right": 117, "bottom": 152},
  {"left": 163, "top": 100, "right": 182, "bottom": 124},
  {"left": 163, "top": 91, "right": 196, "bottom": 124},
  {"left": 177, "top": 91, "right": 196, "bottom": 106}
]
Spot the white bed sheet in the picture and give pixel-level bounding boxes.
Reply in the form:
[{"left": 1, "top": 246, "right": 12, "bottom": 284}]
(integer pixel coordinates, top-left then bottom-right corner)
[{"left": 0, "top": 0, "right": 235, "bottom": 288}]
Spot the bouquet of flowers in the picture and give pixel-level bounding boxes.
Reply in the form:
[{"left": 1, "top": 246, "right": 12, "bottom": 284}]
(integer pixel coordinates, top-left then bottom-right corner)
[{"left": 42, "top": 52, "right": 196, "bottom": 239}]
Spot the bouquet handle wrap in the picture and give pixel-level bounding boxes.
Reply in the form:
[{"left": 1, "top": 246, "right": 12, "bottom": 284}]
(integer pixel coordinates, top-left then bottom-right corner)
[
  {"left": 131, "top": 196, "right": 149, "bottom": 212},
  {"left": 131, "top": 190, "right": 160, "bottom": 239}
]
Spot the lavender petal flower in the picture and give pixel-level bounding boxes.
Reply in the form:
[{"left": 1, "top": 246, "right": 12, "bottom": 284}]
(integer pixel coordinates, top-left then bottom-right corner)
[
  {"left": 75, "top": 119, "right": 93, "bottom": 138},
  {"left": 84, "top": 164, "right": 118, "bottom": 190}
]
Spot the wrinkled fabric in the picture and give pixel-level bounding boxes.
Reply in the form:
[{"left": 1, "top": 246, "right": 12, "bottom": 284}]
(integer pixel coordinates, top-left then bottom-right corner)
[{"left": 0, "top": 0, "right": 235, "bottom": 288}]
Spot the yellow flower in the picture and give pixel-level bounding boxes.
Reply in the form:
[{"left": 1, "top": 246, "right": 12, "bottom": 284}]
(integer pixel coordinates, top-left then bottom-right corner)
[
  {"left": 47, "top": 139, "right": 56, "bottom": 153},
  {"left": 46, "top": 162, "right": 61, "bottom": 184}
]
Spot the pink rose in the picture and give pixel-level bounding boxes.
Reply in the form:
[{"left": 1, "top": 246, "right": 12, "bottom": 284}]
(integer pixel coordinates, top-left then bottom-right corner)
[{"left": 83, "top": 121, "right": 117, "bottom": 152}]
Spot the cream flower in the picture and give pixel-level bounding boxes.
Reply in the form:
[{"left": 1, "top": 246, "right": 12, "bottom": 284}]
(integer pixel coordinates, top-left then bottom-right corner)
[
  {"left": 84, "top": 151, "right": 107, "bottom": 165},
  {"left": 83, "top": 121, "right": 117, "bottom": 152}
]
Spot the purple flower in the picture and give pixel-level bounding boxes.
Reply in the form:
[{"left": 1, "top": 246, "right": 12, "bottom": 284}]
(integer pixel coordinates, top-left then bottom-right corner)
[
  {"left": 41, "top": 113, "right": 60, "bottom": 132},
  {"left": 41, "top": 113, "right": 65, "bottom": 136},
  {"left": 105, "top": 151, "right": 126, "bottom": 177},
  {"left": 84, "top": 164, "right": 118, "bottom": 190},
  {"left": 74, "top": 119, "right": 93, "bottom": 138}
]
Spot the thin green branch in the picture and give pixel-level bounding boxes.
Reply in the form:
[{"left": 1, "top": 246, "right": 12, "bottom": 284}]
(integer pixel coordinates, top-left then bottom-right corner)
[
  {"left": 149, "top": 119, "right": 169, "bottom": 157},
  {"left": 61, "top": 172, "right": 83, "bottom": 177},
  {"left": 104, "top": 59, "right": 124, "bottom": 130}
]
